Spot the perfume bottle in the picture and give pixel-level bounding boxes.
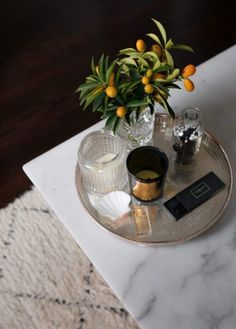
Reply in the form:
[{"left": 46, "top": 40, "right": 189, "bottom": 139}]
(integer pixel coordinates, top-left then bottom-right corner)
[{"left": 172, "top": 107, "right": 204, "bottom": 165}]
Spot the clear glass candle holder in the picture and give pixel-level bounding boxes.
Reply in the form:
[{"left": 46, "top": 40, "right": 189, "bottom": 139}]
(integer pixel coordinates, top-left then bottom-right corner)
[{"left": 77, "top": 130, "right": 127, "bottom": 195}]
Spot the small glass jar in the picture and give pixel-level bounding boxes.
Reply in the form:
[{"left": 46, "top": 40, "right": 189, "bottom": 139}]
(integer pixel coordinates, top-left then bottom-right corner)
[
  {"left": 77, "top": 130, "right": 127, "bottom": 195},
  {"left": 172, "top": 107, "right": 204, "bottom": 165}
]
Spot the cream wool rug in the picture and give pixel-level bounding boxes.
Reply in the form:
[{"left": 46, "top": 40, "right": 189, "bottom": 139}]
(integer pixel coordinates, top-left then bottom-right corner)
[{"left": 0, "top": 188, "right": 139, "bottom": 329}]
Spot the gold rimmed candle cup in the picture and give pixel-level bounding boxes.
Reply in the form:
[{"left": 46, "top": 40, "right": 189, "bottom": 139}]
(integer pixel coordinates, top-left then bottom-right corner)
[{"left": 126, "top": 146, "right": 169, "bottom": 202}]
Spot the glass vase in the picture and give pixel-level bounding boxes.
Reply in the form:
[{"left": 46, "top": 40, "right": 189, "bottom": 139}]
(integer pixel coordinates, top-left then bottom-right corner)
[
  {"left": 172, "top": 107, "right": 204, "bottom": 165},
  {"left": 117, "top": 107, "right": 155, "bottom": 149}
]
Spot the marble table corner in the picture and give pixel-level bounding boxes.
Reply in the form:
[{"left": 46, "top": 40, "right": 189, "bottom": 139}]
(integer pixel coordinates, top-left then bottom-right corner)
[{"left": 23, "top": 45, "right": 236, "bottom": 329}]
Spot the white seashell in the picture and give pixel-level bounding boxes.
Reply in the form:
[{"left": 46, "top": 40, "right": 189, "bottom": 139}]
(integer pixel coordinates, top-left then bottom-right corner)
[{"left": 96, "top": 191, "right": 131, "bottom": 220}]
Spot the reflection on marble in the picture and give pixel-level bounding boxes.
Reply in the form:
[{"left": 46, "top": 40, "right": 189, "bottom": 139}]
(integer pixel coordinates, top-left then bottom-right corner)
[{"left": 23, "top": 45, "right": 236, "bottom": 329}]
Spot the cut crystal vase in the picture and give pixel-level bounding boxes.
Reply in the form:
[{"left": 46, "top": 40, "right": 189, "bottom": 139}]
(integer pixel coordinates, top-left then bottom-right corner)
[{"left": 117, "top": 107, "right": 155, "bottom": 149}]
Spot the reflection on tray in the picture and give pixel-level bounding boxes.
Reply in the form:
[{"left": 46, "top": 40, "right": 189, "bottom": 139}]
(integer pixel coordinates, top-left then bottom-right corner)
[
  {"left": 132, "top": 205, "right": 164, "bottom": 237},
  {"left": 132, "top": 205, "right": 152, "bottom": 236}
]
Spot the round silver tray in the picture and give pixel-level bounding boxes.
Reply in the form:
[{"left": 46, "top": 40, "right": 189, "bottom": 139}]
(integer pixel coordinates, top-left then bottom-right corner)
[{"left": 75, "top": 114, "right": 233, "bottom": 246}]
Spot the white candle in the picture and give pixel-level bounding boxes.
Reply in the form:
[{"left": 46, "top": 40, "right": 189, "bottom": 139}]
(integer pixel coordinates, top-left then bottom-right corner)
[{"left": 95, "top": 153, "right": 117, "bottom": 164}]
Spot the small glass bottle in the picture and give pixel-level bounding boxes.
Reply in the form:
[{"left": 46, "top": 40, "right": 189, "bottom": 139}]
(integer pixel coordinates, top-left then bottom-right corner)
[{"left": 172, "top": 107, "right": 204, "bottom": 165}]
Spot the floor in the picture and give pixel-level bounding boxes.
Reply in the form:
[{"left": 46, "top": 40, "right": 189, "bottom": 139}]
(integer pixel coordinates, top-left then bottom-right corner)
[{"left": 1, "top": 0, "right": 236, "bottom": 207}]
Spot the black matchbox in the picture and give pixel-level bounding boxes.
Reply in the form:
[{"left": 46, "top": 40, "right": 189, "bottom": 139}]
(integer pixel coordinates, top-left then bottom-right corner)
[{"left": 164, "top": 172, "right": 225, "bottom": 220}]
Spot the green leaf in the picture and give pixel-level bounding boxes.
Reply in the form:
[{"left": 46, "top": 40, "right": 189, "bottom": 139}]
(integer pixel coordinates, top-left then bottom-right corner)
[
  {"left": 166, "top": 68, "right": 180, "bottom": 82},
  {"left": 148, "top": 103, "right": 154, "bottom": 115},
  {"left": 80, "top": 82, "right": 102, "bottom": 96},
  {"left": 119, "top": 57, "right": 137, "bottom": 67},
  {"left": 76, "top": 82, "right": 98, "bottom": 92},
  {"left": 92, "top": 92, "right": 105, "bottom": 112},
  {"left": 79, "top": 88, "right": 93, "bottom": 100},
  {"left": 80, "top": 87, "right": 103, "bottom": 109},
  {"left": 104, "top": 56, "right": 109, "bottom": 72},
  {"left": 114, "top": 94, "right": 124, "bottom": 104},
  {"left": 102, "top": 109, "right": 116, "bottom": 119},
  {"left": 153, "top": 60, "right": 161, "bottom": 71},
  {"left": 170, "top": 44, "right": 194, "bottom": 52},
  {"left": 105, "top": 105, "right": 117, "bottom": 112},
  {"left": 164, "top": 82, "right": 181, "bottom": 89},
  {"left": 119, "top": 47, "right": 137, "bottom": 54},
  {"left": 125, "top": 112, "right": 131, "bottom": 125},
  {"left": 83, "top": 96, "right": 94, "bottom": 110},
  {"left": 147, "top": 95, "right": 155, "bottom": 105},
  {"left": 113, "top": 116, "right": 121, "bottom": 134},
  {"left": 165, "top": 49, "right": 174, "bottom": 67},
  {"left": 105, "top": 113, "right": 117, "bottom": 129},
  {"left": 166, "top": 39, "right": 174, "bottom": 49},
  {"left": 104, "top": 95, "right": 109, "bottom": 108},
  {"left": 151, "top": 18, "right": 167, "bottom": 45},
  {"left": 121, "top": 63, "right": 129, "bottom": 74},
  {"left": 115, "top": 64, "right": 123, "bottom": 85},
  {"left": 135, "top": 108, "right": 140, "bottom": 121},
  {"left": 98, "top": 54, "right": 105, "bottom": 80},
  {"left": 119, "top": 81, "right": 139, "bottom": 94},
  {"left": 129, "top": 68, "right": 140, "bottom": 80},
  {"left": 152, "top": 82, "right": 170, "bottom": 96},
  {"left": 159, "top": 94, "right": 175, "bottom": 118},
  {"left": 128, "top": 54, "right": 149, "bottom": 66},
  {"left": 156, "top": 63, "right": 172, "bottom": 72},
  {"left": 98, "top": 54, "right": 109, "bottom": 82},
  {"left": 146, "top": 33, "right": 162, "bottom": 46},
  {"left": 143, "top": 51, "right": 159, "bottom": 61},
  {"left": 97, "top": 108, "right": 105, "bottom": 113},
  {"left": 106, "top": 60, "right": 117, "bottom": 83},
  {"left": 120, "top": 51, "right": 139, "bottom": 57},
  {"left": 91, "top": 57, "right": 96, "bottom": 75},
  {"left": 86, "top": 75, "right": 101, "bottom": 83},
  {"left": 127, "top": 100, "right": 149, "bottom": 108}
]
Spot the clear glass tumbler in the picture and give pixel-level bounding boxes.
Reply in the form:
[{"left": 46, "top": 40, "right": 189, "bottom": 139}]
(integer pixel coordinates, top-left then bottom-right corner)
[{"left": 77, "top": 130, "right": 127, "bottom": 195}]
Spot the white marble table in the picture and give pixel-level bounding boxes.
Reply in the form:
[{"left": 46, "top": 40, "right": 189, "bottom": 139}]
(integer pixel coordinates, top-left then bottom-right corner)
[{"left": 23, "top": 45, "right": 236, "bottom": 329}]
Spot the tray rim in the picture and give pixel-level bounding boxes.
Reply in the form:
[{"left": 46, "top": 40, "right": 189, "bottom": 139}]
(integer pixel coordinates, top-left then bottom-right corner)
[{"left": 75, "top": 129, "right": 233, "bottom": 246}]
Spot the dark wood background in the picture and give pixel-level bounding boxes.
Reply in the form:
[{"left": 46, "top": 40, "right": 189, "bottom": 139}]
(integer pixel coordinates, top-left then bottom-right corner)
[{"left": 1, "top": 0, "right": 236, "bottom": 207}]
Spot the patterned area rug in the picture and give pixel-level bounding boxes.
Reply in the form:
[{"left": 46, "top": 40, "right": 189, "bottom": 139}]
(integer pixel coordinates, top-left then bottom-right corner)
[{"left": 0, "top": 188, "right": 138, "bottom": 329}]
